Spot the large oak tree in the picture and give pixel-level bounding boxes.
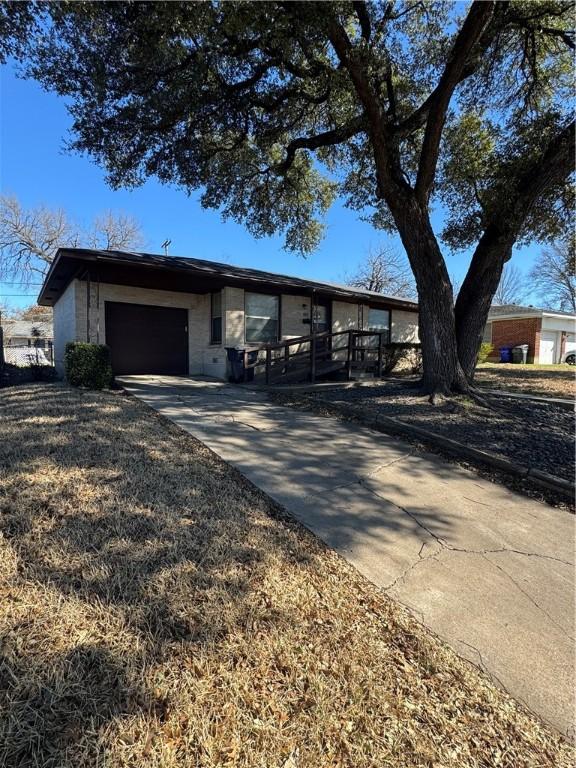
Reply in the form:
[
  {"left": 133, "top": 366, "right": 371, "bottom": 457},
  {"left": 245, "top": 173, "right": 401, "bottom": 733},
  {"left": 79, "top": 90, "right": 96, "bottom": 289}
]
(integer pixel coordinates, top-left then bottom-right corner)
[{"left": 8, "top": 1, "right": 574, "bottom": 393}]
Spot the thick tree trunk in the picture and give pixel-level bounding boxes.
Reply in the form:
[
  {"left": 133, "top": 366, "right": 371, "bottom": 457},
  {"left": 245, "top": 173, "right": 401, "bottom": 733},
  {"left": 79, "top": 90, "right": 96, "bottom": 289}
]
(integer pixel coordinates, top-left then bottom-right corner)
[
  {"left": 454, "top": 225, "right": 511, "bottom": 379},
  {"left": 389, "top": 193, "right": 469, "bottom": 395},
  {"left": 454, "top": 122, "right": 575, "bottom": 379},
  {"left": 417, "top": 290, "right": 469, "bottom": 395}
]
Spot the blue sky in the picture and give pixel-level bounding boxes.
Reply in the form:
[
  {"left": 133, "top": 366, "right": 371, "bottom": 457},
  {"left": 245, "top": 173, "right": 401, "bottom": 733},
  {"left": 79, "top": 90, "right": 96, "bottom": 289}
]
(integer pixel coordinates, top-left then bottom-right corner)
[{"left": 1, "top": 61, "right": 538, "bottom": 312}]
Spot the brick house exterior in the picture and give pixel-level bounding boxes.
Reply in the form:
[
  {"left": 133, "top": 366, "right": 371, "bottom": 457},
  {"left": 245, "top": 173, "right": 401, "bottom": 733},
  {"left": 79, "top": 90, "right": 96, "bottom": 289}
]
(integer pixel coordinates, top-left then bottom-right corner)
[
  {"left": 487, "top": 316, "right": 542, "bottom": 362},
  {"left": 484, "top": 305, "right": 576, "bottom": 364}
]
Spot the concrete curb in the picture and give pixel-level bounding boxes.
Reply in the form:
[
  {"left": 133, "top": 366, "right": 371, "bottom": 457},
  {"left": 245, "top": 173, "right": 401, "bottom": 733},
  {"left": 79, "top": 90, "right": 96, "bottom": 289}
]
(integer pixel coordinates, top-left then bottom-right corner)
[
  {"left": 264, "top": 377, "right": 418, "bottom": 394},
  {"left": 285, "top": 395, "right": 575, "bottom": 502},
  {"left": 478, "top": 388, "right": 575, "bottom": 412},
  {"left": 267, "top": 381, "right": 576, "bottom": 411},
  {"left": 375, "top": 414, "right": 575, "bottom": 499}
]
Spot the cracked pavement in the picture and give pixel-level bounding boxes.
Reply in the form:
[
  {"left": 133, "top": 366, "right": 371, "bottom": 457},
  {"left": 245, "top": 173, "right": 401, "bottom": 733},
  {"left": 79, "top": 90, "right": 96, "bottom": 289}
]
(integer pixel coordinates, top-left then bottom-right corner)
[{"left": 119, "top": 375, "right": 575, "bottom": 737}]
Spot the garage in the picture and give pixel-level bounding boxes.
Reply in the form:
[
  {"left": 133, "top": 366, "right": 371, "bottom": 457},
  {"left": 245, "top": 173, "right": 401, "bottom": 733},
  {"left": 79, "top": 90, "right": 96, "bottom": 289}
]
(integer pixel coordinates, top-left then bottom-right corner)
[
  {"left": 105, "top": 301, "right": 188, "bottom": 375},
  {"left": 539, "top": 330, "right": 558, "bottom": 365}
]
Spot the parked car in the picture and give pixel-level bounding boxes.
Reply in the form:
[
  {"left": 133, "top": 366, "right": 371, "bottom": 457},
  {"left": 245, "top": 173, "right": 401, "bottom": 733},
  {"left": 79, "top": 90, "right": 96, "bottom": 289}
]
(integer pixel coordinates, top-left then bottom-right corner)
[{"left": 564, "top": 350, "right": 575, "bottom": 365}]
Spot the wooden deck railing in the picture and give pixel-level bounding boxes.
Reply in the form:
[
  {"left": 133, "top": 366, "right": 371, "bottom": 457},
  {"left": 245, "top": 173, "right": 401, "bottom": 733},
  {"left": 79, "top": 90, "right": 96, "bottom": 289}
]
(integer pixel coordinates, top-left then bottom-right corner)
[{"left": 242, "top": 329, "right": 391, "bottom": 385}]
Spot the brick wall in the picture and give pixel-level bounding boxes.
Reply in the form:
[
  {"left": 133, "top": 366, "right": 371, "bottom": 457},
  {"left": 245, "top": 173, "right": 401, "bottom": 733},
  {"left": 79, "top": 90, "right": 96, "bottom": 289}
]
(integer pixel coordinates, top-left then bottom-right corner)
[{"left": 488, "top": 317, "right": 542, "bottom": 362}]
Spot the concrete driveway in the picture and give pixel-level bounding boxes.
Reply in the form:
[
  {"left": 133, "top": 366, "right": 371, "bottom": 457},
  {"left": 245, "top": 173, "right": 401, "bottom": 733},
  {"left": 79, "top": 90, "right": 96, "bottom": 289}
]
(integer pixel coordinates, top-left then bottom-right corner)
[{"left": 119, "top": 375, "right": 575, "bottom": 737}]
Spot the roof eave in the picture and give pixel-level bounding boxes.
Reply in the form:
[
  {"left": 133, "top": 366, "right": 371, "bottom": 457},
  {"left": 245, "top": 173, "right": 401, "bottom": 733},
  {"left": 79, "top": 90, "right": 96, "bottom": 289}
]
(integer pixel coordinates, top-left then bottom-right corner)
[{"left": 38, "top": 248, "right": 419, "bottom": 311}]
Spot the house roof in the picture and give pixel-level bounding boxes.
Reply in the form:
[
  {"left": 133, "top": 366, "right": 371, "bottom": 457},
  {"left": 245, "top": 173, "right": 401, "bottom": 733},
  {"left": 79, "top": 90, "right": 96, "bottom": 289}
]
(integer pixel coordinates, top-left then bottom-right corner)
[
  {"left": 488, "top": 304, "right": 576, "bottom": 320},
  {"left": 3, "top": 320, "right": 53, "bottom": 339},
  {"left": 37, "top": 248, "right": 419, "bottom": 311}
]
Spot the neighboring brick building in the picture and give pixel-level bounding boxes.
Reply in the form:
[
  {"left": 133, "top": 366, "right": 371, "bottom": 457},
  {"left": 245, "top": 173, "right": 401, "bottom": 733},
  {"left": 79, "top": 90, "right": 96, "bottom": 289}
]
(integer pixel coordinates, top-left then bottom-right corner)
[{"left": 484, "top": 305, "right": 576, "bottom": 364}]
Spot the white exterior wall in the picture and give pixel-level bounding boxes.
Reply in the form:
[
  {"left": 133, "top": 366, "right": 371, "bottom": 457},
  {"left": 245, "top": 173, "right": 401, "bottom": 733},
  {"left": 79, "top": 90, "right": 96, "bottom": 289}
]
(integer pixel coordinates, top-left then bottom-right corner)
[
  {"left": 541, "top": 315, "right": 576, "bottom": 334},
  {"left": 52, "top": 280, "right": 78, "bottom": 374},
  {"left": 281, "top": 294, "right": 311, "bottom": 339},
  {"left": 223, "top": 286, "right": 245, "bottom": 348},
  {"left": 53, "top": 278, "right": 419, "bottom": 380},
  {"left": 539, "top": 316, "right": 576, "bottom": 364},
  {"left": 391, "top": 309, "right": 419, "bottom": 342},
  {"left": 332, "top": 300, "right": 360, "bottom": 333}
]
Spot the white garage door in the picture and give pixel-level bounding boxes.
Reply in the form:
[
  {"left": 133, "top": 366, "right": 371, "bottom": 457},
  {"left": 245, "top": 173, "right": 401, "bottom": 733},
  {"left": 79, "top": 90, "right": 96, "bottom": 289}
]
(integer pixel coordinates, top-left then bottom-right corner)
[
  {"left": 539, "top": 330, "right": 557, "bottom": 364},
  {"left": 566, "top": 333, "right": 576, "bottom": 355}
]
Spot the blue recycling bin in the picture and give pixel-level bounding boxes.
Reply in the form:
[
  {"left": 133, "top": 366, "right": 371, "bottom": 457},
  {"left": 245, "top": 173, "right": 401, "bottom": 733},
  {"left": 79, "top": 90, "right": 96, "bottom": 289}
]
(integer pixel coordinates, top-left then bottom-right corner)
[{"left": 499, "top": 346, "right": 513, "bottom": 363}]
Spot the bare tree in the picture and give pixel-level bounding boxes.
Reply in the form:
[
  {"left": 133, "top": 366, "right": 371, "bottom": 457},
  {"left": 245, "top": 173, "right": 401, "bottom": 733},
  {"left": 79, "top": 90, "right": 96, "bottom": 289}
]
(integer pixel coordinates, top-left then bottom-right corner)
[
  {"left": 13, "top": 304, "right": 52, "bottom": 322},
  {"left": 346, "top": 247, "right": 417, "bottom": 299},
  {"left": 529, "top": 240, "right": 576, "bottom": 313},
  {"left": 0, "top": 194, "right": 145, "bottom": 285},
  {"left": 492, "top": 264, "right": 527, "bottom": 306},
  {"left": 86, "top": 210, "right": 145, "bottom": 251}
]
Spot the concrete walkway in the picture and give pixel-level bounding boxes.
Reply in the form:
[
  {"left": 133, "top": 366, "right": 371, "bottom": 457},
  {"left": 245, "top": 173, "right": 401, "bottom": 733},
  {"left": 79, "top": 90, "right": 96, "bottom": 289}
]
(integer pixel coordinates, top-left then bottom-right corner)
[{"left": 120, "top": 375, "right": 575, "bottom": 737}]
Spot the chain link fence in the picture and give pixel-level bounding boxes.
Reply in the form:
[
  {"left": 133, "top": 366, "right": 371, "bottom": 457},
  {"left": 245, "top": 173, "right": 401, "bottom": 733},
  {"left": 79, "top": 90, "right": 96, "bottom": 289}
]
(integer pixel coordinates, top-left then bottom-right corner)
[{"left": 3, "top": 345, "right": 54, "bottom": 367}]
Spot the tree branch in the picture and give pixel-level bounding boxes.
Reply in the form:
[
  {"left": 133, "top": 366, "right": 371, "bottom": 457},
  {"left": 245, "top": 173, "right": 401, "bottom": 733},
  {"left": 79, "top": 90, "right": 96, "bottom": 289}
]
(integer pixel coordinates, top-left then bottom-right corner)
[
  {"left": 414, "top": 1, "right": 496, "bottom": 204},
  {"left": 455, "top": 119, "right": 575, "bottom": 327},
  {"left": 453, "top": 118, "right": 575, "bottom": 375},
  {"left": 353, "top": 1, "right": 371, "bottom": 42},
  {"left": 326, "top": 17, "right": 407, "bottom": 196},
  {"left": 537, "top": 25, "right": 574, "bottom": 50},
  {"left": 397, "top": 3, "right": 506, "bottom": 138},
  {"left": 276, "top": 116, "right": 366, "bottom": 174}
]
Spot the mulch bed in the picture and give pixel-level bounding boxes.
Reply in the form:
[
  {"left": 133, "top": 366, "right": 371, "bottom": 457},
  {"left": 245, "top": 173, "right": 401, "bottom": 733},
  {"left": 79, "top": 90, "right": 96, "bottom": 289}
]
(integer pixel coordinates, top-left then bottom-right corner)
[{"left": 281, "top": 382, "right": 575, "bottom": 484}]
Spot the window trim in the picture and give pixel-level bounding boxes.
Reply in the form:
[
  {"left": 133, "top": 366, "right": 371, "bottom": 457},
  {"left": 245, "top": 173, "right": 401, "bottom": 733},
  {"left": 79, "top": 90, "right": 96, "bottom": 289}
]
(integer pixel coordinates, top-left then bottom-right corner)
[
  {"left": 210, "top": 291, "right": 223, "bottom": 346},
  {"left": 244, "top": 291, "right": 281, "bottom": 345}
]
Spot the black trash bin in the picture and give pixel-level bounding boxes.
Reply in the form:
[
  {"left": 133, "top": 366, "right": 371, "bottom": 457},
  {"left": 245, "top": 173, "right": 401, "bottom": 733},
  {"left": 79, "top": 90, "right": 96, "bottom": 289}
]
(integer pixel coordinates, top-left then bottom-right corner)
[
  {"left": 225, "top": 347, "right": 258, "bottom": 383},
  {"left": 512, "top": 344, "right": 528, "bottom": 364}
]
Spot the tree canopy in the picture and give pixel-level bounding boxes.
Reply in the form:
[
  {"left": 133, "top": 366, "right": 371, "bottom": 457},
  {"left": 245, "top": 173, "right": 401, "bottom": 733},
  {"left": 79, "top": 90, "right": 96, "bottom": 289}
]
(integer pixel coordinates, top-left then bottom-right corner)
[
  {"left": 5, "top": 1, "right": 574, "bottom": 392},
  {"left": 9, "top": 1, "right": 573, "bottom": 252}
]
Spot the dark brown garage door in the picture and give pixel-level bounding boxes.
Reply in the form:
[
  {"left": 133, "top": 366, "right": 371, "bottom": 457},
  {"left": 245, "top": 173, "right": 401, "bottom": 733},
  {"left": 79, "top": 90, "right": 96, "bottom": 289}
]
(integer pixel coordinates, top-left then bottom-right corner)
[{"left": 105, "top": 301, "right": 188, "bottom": 375}]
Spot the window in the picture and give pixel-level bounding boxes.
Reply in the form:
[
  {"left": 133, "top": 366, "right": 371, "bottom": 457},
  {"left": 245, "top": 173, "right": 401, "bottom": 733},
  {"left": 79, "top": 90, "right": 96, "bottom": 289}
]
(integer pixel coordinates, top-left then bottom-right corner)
[
  {"left": 245, "top": 292, "right": 279, "bottom": 343},
  {"left": 211, "top": 292, "right": 222, "bottom": 345},
  {"left": 368, "top": 308, "right": 390, "bottom": 340}
]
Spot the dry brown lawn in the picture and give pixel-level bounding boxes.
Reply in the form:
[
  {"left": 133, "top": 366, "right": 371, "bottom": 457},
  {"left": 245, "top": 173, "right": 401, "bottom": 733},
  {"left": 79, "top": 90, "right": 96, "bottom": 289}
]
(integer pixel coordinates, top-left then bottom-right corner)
[
  {"left": 0, "top": 383, "right": 572, "bottom": 768},
  {"left": 475, "top": 363, "right": 575, "bottom": 399}
]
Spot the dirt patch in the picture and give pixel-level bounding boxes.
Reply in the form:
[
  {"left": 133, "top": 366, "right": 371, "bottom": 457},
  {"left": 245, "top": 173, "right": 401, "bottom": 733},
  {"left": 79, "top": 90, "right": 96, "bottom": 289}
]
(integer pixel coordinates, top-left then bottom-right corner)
[
  {"left": 0, "top": 383, "right": 572, "bottom": 767},
  {"left": 475, "top": 363, "right": 575, "bottom": 399}
]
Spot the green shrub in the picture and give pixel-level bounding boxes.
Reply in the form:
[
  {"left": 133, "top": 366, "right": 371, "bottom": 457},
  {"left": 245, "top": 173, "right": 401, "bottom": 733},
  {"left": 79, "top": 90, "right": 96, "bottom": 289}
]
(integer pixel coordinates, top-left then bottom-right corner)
[
  {"left": 477, "top": 342, "right": 493, "bottom": 364},
  {"left": 65, "top": 342, "right": 113, "bottom": 389}
]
